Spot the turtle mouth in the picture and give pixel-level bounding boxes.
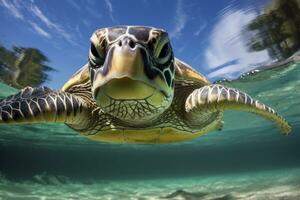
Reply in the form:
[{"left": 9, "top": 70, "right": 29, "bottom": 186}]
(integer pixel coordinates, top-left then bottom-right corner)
[
  {"left": 97, "top": 77, "right": 158, "bottom": 100},
  {"left": 94, "top": 77, "right": 170, "bottom": 101}
]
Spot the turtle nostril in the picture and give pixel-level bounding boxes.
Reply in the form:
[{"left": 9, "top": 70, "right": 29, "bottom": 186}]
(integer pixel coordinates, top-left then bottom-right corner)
[
  {"left": 129, "top": 40, "right": 135, "bottom": 48},
  {"left": 118, "top": 40, "right": 122, "bottom": 47}
]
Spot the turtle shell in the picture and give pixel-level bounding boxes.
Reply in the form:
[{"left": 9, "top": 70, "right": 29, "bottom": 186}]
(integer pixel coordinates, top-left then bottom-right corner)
[
  {"left": 174, "top": 58, "right": 210, "bottom": 86},
  {"left": 61, "top": 64, "right": 90, "bottom": 92}
]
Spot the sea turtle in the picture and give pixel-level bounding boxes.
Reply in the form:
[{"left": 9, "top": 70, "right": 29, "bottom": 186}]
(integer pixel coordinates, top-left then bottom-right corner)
[{"left": 0, "top": 26, "right": 291, "bottom": 143}]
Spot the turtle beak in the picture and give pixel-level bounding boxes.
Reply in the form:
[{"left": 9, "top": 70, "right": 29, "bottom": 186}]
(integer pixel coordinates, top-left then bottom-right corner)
[{"left": 97, "top": 37, "right": 147, "bottom": 82}]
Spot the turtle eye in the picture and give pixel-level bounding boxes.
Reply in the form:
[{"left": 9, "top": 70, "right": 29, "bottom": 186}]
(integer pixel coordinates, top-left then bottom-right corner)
[
  {"left": 91, "top": 43, "right": 100, "bottom": 58},
  {"left": 89, "top": 43, "right": 105, "bottom": 68},
  {"left": 158, "top": 43, "right": 170, "bottom": 59},
  {"left": 156, "top": 42, "right": 171, "bottom": 64}
]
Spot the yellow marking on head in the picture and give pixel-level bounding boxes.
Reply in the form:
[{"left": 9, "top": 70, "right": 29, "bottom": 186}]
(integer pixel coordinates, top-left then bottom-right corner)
[{"left": 110, "top": 46, "right": 144, "bottom": 78}]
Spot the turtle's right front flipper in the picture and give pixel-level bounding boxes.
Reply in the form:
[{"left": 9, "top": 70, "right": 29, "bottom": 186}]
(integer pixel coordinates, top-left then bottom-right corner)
[
  {"left": 0, "top": 86, "right": 89, "bottom": 125},
  {"left": 185, "top": 84, "right": 291, "bottom": 135}
]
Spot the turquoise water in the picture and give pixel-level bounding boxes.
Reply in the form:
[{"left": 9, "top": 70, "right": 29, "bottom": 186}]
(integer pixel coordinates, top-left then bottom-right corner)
[{"left": 0, "top": 63, "right": 300, "bottom": 199}]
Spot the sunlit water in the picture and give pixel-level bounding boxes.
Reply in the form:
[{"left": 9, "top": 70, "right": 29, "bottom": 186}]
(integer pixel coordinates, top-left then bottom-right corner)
[{"left": 0, "top": 63, "right": 300, "bottom": 199}]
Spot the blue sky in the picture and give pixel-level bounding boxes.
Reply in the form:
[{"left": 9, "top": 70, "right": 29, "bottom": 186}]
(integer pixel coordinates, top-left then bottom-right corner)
[{"left": 0, "top": 0, "right": 270, "bottom": 89}]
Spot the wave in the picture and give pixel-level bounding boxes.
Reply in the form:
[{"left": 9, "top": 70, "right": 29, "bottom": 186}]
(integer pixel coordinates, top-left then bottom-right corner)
[{"left": 215, "top": 60, "right": 300, "bottom": 84}]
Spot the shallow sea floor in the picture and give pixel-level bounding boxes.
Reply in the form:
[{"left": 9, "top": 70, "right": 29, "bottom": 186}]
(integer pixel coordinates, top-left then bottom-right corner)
[{"left": 1, "top": 168, "right": 300, "bottom": 200}]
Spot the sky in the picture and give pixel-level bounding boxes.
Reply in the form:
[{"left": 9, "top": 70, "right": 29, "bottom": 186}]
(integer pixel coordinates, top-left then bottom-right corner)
[{"left": 0, "top": 0, "right": 271, "bottom": 89}]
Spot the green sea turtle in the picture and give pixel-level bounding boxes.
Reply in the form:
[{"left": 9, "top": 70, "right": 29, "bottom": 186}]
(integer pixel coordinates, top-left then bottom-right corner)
[{"left": 0, "top": 26, "right": 291, "bottom": 143}]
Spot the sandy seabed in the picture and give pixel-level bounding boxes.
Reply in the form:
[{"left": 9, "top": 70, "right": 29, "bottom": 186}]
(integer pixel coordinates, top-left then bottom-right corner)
[{"left": 1, "top": 168, "right": 300, "bottom": 200}]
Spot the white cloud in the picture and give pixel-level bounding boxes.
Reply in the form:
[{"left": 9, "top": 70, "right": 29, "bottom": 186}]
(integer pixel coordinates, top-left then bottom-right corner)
[
  {"left": 66, "top": 0, "right": 80, "bottom": 10},
  {"left": 75, "top": 25, "right": 82, "bottom": 38},
  {"left": 104, "top": 0, "right": 116, "bottom": 23},
  {"left": 0, "top": 0, "right": 79, "bottom": 45},
  {"left": 169, "top": 0, "right": 187, "bottom": 39},
  {"left": 207, "top": 64, "right": 242, "bottom": 79},
  {"left": 30, "top": 5, "right": 75, "bottom": 44},
  {"left": 193, "top": 20, "right": 207, "bottom": 36},
  {"left": 0, "top": 0, "right": 50, "bottom": 39},
  {"left": 28, "top": 21, "right": 51, "bottom": 38},
  {"left": 0, "top": 0, "right": 24, "bottom": 20},
  {"left": 81, "top": 19, "right": 91, "bottom": 28},
  {"left": 204, "top": 9, "right": 270, "bottom": 79},
  {"left": 85, "top": 6, "right": 102, "bottom": 20}
]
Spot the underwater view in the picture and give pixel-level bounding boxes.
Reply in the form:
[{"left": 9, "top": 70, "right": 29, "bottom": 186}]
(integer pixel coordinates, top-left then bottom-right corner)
[{"left": 1, "top": 0, "right": 300, "bottom": 199}]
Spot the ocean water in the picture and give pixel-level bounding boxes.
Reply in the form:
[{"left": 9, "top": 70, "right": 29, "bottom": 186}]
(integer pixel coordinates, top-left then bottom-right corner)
[{"left": 0, "top": 63, "right": 300, "bottom": 199}]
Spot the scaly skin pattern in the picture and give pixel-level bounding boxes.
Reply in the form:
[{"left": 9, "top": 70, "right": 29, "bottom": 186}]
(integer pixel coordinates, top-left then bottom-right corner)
[
  {"left": 0, "top": 87, "right": 90, "bottom": 127},
  {"left": 185, "top": 85, "right": 291, "bottom": 134}
]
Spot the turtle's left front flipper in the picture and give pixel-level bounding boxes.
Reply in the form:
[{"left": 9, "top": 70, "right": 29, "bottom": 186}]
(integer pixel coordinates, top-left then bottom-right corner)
[
  {"left": 0, "top": 86, "right": 89, "bottom": 125},
  {"left": 185, "top": 84, "right": 291, "bottom": 135}
]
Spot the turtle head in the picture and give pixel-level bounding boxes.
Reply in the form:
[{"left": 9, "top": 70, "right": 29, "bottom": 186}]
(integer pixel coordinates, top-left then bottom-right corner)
[{"left": 88, "top": 26, "right": 175, "bottom": 124}]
